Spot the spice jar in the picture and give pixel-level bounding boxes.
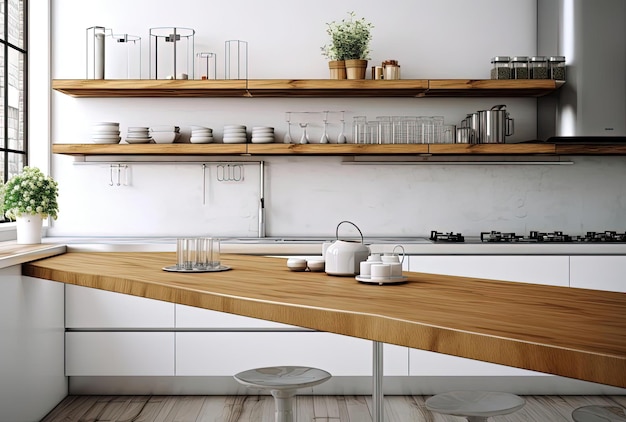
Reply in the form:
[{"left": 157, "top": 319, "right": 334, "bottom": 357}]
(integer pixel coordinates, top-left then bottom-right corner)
[
  {"left": 511, "top": 56, "right": 529, "bottom": 79},
  {"left": 490, "top": 56, "right": 511, "bottom": 80},
  {"left": 549, "top": 56, "right": 566, "bottom": 80},
  {"left": 530, "top": 56, "right": 549, "bottom": 79}
]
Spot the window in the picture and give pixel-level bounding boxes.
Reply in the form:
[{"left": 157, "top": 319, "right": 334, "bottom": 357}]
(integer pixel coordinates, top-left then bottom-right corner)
[{"left": 0, "top": 0, "right": 27, "bottom": 184}]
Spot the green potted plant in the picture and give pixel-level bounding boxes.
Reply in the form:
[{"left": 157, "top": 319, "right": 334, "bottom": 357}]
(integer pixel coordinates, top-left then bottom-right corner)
[
  {"left": 2, "top": 166, "right": 59, "bottom": 244},
  {"left": 321, "top": 11, "right": 373, "bottom": 80}
]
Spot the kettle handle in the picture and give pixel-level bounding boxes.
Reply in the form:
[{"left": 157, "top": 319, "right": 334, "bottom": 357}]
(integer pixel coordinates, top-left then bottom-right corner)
[
  {"left": 336, "top": 220, "right": 364, "bottom": 243},
  {"left": 490, "top": 104, "right": 507, "bottom": 110}
]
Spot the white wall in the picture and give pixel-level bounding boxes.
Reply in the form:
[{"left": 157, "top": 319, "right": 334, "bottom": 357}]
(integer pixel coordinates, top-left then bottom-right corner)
[{"left": 44, "top": 0, "right": 626, "bottom": 238}]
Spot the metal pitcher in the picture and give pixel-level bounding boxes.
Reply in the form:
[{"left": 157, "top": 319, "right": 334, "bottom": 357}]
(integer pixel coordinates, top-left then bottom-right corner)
[{"left": 477, "top": 104, "right": 514, "bottom": 143}]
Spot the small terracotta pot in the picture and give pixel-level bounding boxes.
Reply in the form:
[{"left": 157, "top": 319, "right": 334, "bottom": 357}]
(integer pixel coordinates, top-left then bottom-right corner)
[
  {"left": 345, "top": 59, "right": 368, "bottom": 80},
  {"left": 328, "top": 60, "right": 346, "bottom": 80}
]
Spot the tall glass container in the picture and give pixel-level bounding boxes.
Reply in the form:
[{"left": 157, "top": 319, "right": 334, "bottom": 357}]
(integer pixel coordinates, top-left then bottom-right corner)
[
  {"left": 109, "top": 33, "right": 141, "bottom": 79},
  {"left": 225, "top": 40, "right": 248, "bottom": 80},
  {"left": 149, "top": 27, "right": 195, "bottom": 80},
  {"left": 511, "top": 56, "right": 529, "bottom": 79},
  {"left": 490, "top": 56, "right": 511, "bottom": 80},
  {"left": 530, "top": 56, "right": 549, "bottom": 79},
  {"left": 549, "top": 56, "right": 566, "bottom": 80}
]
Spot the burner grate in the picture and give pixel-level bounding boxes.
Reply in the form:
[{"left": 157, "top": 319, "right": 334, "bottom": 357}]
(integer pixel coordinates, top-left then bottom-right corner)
[{"left": 430, "top": 231, "right": 465, "bottom": 242}]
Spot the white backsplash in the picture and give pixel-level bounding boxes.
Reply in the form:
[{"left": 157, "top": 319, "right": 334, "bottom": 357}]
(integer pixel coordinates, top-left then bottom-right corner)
[{"left": 44, "top": 0, "right": 626, "bottom": 238}]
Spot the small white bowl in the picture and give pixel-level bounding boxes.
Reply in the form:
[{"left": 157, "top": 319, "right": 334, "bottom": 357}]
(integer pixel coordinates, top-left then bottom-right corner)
[
  {"left": 307, "top": 259, "right": 325, "bottom": 272},
  {"left": 150, "top": 125, "right": 178, "bottom": 132},
  {"left": 92, "top": 137, "right": 121, "bottom": 144},
  {"left": 125, "top": 137, "right": 152, "bottom": 144},
  {"left": 151, "top": 132, "right": 177, "bottom": 144},
  {"left": 128, "top": 126, "right": 149, "bottom": 131},
  {"left": 252, "top": 126, "right": 274, "bottom": 131},
  {"left": 224, "top": 124, "right": 246, "bottom": 130},
  {"left": 222, "top": 137, "right": 248, "bottom": 144},
  {"left": 192, "top": 129, "right": 213, "bottom": 136},
  {"left": 190, "top": 136, "right": 214, "bottom": 144},
  {"left": 251, "top": 136, "right": 275, "bottom": 144},
  {"left": 287, "top": 258, "right": 307, "bottom": 272}
]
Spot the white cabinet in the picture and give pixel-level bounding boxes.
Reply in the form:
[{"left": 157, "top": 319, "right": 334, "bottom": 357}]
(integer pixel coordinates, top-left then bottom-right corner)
[
  {"left": 66, "top": 284, "right": 175, "bottom": 328},
  {"left": 570, "top": 256, "right": 626, "bottom": 292},
  {"left": 176, "top": 304, "right": 296, "bottom": 329},
  {"left": 0, "top": 267, "right": 66, "bottom": 422},
  {"left": 176, "top": 332, "right": 408, "bottom": 376},
  {"left": 406, "top": 255, "right": 569, "bottom": 378},
  {"left": 65, "top": 332, "right": 175, "bottom": 376},
  {"left": 408, "top": 255, "right": 570, "bottom": 286}
]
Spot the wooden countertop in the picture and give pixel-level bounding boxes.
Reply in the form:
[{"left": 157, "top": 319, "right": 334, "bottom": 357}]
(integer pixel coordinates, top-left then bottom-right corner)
[{"left": 23, "top": 252, "right": 626, "bottom": 388}]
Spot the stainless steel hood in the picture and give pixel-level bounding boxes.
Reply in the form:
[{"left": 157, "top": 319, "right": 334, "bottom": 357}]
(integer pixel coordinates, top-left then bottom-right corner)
[{"left": 538, "top": 0, "right": 626, "bottom": 142}]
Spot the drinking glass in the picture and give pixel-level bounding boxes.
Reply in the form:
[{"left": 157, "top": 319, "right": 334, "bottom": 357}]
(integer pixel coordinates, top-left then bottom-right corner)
[{"left": 176, "top": 238, "right": 197, "bottom": 270}]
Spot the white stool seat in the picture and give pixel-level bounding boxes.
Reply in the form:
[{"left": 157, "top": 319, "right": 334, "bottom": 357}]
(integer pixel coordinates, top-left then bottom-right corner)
[
  {"left": 234, "top": 366, "right": 331, "bottom": 422},
  {"left": 572, "top": 405, "right": 626, "bottom": 422},
  {"left": 426, "top": 391, "right": 525, "bottom": 422}
]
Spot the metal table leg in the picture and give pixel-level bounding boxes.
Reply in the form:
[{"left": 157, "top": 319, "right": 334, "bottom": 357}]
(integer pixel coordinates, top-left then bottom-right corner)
[{"left": 373, "top": 340, "right": 384, "bottom": 422}]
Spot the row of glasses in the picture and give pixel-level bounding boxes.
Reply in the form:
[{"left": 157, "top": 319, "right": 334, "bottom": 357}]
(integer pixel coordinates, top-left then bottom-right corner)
[
  {"left": 353, "top": 115, "right": 456, "bottom": 144},
  {"left": 176, "top": 237, "right": 220, "bottom": 270}
]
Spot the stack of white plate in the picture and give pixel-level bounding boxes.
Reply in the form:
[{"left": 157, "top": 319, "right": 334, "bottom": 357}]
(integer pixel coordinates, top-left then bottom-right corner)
[
  {"left": 190, "top": 125, "right": 213, "bottom": 144},
  {"left": 150, "top": 125, "right": 181, "bottom": 144},
  {"left": 125, "top": 127, "right": 152, "bottom": 144},
  {"left": 91, "top": 122, "right": 121, "bottom": 144},
  {"left": 251, "top": 126, "right": 275, "bottom": 144},
  {"left": 222, "top": 124, "right": 247, "bottom": 144}
]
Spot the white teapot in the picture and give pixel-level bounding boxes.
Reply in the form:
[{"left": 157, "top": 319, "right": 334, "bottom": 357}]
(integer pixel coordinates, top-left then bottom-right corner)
[{"left": 325, "top": 221, "right": 370, "bottom": 276}]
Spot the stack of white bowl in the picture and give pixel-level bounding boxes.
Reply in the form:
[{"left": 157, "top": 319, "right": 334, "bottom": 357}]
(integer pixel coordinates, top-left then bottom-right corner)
[
  {"left": 91, "top": 122, "right": 120, "bottom": 144},
  {"left": 125, "top": 127, "right": 152, "bottom": 144},
  {"left": 251, "top": 126, "right": 275, "bottom": 143},
  {"left": 222, "top": 124, "right": 247, "bottom": 144},
  {"left": 150, "top": 125, "right": 181, "bottom": 144},
  {"left": 190, "top": 126, "right": 213, "bottom": 144}
]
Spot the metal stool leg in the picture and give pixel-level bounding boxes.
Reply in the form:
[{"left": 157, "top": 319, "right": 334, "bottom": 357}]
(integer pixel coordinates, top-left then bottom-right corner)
[{"left": 271, "top": 388, "right": 297, "bottom": 422}]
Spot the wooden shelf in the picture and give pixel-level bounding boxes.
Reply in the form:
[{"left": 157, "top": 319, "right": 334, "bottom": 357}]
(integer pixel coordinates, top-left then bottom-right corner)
[
  {"left": 52, "top": 143, "right": 247, "bottom": 155},
  {"left": 51, "top": 79, "right": 563, "bottom": 98}
]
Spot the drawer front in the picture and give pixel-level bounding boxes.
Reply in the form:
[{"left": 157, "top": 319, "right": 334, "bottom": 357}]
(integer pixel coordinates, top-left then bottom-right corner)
[
  {"left": 66, "top": 332, "right": 175, "bottom": 376},
  {"left": 570, "top": 256, "right": 626, "bottom": 292},
  {"left": 176, "top": 332, "right": 408, "bottom": 376},
  {"left": 176, "top": 304, "right": 297, "bottom": 329},
  {"left": 66, "top": 284, "right": 175, "bottom": 328}
]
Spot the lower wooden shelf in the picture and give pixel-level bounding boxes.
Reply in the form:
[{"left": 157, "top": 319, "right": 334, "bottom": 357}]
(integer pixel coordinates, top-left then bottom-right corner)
[{"left": 51, "top": 142, "right": 626, "bottom": 158}]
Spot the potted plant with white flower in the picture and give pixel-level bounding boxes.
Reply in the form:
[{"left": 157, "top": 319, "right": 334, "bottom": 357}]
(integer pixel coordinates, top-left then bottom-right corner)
[
  {"left": 2, "top": 166, "right": 59, "bottom": 244},
  {"left": 321, "top": 11, "right": 374, "bottom": 79}
]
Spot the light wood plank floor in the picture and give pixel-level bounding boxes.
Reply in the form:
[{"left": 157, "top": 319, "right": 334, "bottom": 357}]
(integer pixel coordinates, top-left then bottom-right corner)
[{"left": 41, "top": 395, "right": 626, "bottom": 422}]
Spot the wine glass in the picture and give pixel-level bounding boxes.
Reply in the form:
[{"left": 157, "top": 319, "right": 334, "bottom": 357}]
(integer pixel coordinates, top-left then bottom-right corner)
[
  {"left": 299, "top": 122, "right": 309, "bottom": 144},
  {"left": 320, "top": 111, "right": 330, "bottom": 144},
  {"left": 284, "top": 112, "right": 293, "bottom": 144}
]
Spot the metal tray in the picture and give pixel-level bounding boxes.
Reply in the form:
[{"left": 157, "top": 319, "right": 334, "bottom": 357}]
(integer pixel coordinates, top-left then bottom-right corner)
[{"left": 162, "top": 265, "right": 231, "bottom": 273}]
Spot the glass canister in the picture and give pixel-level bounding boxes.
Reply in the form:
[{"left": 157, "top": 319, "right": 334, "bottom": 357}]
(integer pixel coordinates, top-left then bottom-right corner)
[
  {"left": 490, "top": 56, "right": 511, "bottom": 80},
  {"left": 511, "top": 56, "right": 529, "bottom": 79},
  {"left": 529, "top": 56, "right": 549, "bottom": 79},
  {"left": 549, "top": 56, "right": 566, "bottom": 80}
]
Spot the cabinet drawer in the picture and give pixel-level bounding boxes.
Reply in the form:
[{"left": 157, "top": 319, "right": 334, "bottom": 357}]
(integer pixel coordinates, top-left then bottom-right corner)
[
  {"left": 66, "top": 284, "right": 175, "bottom": 328},
  {"left": 409, "top": 349, "right": 549, "bottom": 376},
  {"left": 408, "top": 255, "right": 569, "bottom": 286},
  {"left": 176, "top": 304, "right": 297, "bottom": 329},
  {"left": 176, "top": 332, "right": 408, "bottom": 376},
  {"left": 66, "top": 332, "right": 175, "bottom": 376},
  {"left": 570, "top": 256, "right": 626, "bottom": 292}
]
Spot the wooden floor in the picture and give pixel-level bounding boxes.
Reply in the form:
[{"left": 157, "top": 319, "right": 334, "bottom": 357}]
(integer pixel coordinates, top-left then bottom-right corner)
[{"left": 41, "top": 395, "right": 626, "bottom": 422}]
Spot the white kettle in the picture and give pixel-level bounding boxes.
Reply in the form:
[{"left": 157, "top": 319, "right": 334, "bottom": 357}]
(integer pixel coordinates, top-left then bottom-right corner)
[{"left": 325, "top": 221, "right": 370, "bottom": 276}]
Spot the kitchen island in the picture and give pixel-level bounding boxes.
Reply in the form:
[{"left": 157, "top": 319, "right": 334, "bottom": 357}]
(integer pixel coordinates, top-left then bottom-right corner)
[{"left": 23, "top": 251, "right": 626, "bottom": 389}]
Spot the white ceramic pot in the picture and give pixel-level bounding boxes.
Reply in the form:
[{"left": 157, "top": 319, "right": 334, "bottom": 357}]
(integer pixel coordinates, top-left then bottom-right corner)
[
  {"left": 324, "top": 221, "right": 370, "bottom": 276},
  {"left": 16, "top": 214, "right": 43, "bottom": 244}
]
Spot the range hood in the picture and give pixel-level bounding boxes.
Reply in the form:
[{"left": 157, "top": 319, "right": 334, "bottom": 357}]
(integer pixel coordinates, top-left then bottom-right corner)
[{"left": 538, "top": 0, "right": 626, "bottom": 142}]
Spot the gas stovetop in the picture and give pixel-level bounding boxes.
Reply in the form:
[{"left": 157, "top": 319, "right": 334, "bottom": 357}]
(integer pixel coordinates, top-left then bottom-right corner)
[{"left": 430, "top": 230, "right": 626, "bottom": 243}]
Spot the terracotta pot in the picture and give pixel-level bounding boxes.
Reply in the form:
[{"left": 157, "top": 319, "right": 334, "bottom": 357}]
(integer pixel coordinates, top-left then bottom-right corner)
[
  {"left": 328, "top": 60, "right": 346, "bottom": 80},
  {"left": 345, "top": 59, "right": 368, "bottom": 80}
]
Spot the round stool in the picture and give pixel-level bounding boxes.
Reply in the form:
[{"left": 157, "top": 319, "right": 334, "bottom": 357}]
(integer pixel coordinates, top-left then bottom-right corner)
[
  {"left": 425, "top": 390, "right": 526, "bottom": 422},
  {"left": 572, "top": 405, "right": 626, "bottom": 422},
  {"left": 234, "top": 366, "right": 332, "bottom": 422}
]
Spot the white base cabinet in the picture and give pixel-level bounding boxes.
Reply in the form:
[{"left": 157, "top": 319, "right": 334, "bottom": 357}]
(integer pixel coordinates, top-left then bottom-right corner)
[
  {"left": 176, "top": 332, "right": 408, "bottom": 376},
  {"left": 0, "top": 267, "right": 66, "bottom": 422},
  {"left": 570, "top": 256, "right": 626, "bottom": 292}
]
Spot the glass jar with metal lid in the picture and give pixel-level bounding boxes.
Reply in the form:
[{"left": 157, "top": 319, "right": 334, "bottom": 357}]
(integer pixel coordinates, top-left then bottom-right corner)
[
  {"left": 549, "top": 56, "right": 566, "bottom": 80},
  {"left": 530, "top": 56, "right": 549, "bottom": 79},
  {"left": 490, "top": 56, "right": 511, "bottom": 80},
  {"left": 511, "top": 56, "right": 529, "bottom": 79}
]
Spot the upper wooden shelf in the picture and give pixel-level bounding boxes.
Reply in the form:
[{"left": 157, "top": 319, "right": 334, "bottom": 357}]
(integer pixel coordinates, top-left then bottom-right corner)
[
  {"left": 51, "top": 79, "right": 564, "bottom": 98},
  {"left": 52, "top": 142, "right": 626, "bottom": 157}
]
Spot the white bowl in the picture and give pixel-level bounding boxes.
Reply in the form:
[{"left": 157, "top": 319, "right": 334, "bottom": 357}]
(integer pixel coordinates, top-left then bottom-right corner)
[
  {"left": 128, "top": 126, "right": 149, "bottom": 132},
  {"left": 190, "top": 125, "right": 211, "bottom": 131},
  {"left": 287, "top": 258, "right": 307, "bottom": 271},
  {"left": 192, "top": 129, "right": 213, "bottom": 136},
  {"left": 222, "top": 137, "right": 248, "bottom": 144},
  {"left": 125, "top": 137, "right": 152, "bottom": 144},
  {"left": 252, "top": 126, "right": 274, "bottom": 131},
  {"left": 307, "top": 259, "right": 325, "bottom": 272},
  {"left": 251, "top": 136, "right": 275, "bottom": 144},
  {"left": 223, "top": 128, "right": 246, "bottom": 134},
  {"left": 190, "top": 136, "right": 214, "bottom": 144},
  {"left": 151, "top": 132, "right": 177, "bottom": 144},
  {"left": 224, "top": 124, "right": 246, "bottom": 130},
  {"left": 91, "top": 127, "right": 120, "bottom": 134},
  {"left": 91, "top": 133, "right": 121, "bottom": 139},
  {"left": 92, "top": 122, "right": 119, "bottom": 128}
]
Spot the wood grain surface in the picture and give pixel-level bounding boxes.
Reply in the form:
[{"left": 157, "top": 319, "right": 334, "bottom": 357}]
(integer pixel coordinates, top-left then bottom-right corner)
[{"left": 23, "top": 252, "right": 626, "bottom": 388}]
